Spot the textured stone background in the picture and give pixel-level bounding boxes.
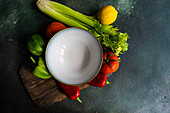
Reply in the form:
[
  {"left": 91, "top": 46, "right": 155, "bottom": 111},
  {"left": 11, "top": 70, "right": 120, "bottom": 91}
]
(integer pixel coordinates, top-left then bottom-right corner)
[{"left": 0, "top": 0, "right": 170, "bottom": 113}]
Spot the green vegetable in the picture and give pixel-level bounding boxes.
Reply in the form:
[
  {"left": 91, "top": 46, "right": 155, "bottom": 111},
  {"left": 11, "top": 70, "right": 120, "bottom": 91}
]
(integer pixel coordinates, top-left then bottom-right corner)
[
  {"left": 36, "top": 0, "right": 129, "bottom": 56},
  {"left": 30, "top": 56, "right": 36, "bottom": 64},
  {"left": 32, "top": 57, "right": 52, "bottom": 79},
  {"left": 27, "top": 34, "right": 51, "bottom": 79},
  {"left": 27, "top": 34, "right": 46, "bottom": 56}
]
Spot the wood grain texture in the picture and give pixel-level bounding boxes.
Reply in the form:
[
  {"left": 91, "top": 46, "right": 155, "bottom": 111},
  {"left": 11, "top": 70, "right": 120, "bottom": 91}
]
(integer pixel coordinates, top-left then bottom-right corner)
[{"left": 20, "top": 62, "right": 90, "bottom": 107}]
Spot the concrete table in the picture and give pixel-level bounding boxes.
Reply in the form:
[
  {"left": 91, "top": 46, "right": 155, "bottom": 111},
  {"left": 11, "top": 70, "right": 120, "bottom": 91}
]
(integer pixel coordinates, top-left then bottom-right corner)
[{"left": 0, "top": 0, "right": 169, "bottom": 113}]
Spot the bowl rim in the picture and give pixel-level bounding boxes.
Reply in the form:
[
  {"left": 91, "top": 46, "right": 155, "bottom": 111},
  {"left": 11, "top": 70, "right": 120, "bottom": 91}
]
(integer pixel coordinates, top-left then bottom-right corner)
[{"left": 45, "top": 27, "right": 103, "bottom": 86}]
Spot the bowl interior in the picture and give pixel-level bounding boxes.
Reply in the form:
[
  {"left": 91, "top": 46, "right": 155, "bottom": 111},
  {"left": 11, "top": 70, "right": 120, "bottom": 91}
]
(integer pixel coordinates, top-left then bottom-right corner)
[{"left": 45, "top": 28, "right": 103, "bottom": 85}]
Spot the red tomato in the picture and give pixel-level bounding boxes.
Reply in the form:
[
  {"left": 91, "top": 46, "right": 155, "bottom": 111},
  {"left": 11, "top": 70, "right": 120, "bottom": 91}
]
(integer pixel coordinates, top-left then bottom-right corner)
[
  {"left": 100, "top": 52, "right": 119, "bottom": 74},
  {"left": 46, "top": 22, "right": 67, "bottom": 40}
]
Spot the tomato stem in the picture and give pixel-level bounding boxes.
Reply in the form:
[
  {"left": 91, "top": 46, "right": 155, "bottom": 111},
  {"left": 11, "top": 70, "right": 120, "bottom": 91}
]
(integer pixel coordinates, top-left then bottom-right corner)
[
  {"left": 107, "top": 62, "right": 115, "bottom": 70},
  {"left": 109, "top": 60, "right": 119, "bottom": 62}
]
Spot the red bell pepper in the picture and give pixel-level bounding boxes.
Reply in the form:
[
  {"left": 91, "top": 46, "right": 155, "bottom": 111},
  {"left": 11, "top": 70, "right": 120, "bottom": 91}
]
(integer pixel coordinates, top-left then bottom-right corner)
[
  {"left": 58, "top": 82, "right": 82, "bottom": 103},
  {"left": 87, "top": 73, "right": 110, "bottom": 87}
]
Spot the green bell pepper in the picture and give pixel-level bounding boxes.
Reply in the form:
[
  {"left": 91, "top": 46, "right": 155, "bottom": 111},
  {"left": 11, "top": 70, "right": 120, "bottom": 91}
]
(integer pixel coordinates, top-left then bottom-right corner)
[
  {"left": 31, "top": 57, "right": 52, "bottom": 79},
  {"left": 27, "top": 34, "right": 46, "bottom": 56}
]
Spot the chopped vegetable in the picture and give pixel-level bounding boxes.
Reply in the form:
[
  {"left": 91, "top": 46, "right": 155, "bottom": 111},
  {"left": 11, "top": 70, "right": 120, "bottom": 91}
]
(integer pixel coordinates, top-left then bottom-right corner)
[
  {"left": 36, "top": 0, "right": 129, "bottom": 56},
  {"left": 100, "top": 52, "right": 119, "bottom": 74},
  {"left": 32, "top": 57, "right": 52, "bottom": 79},
  {"left": 46, "top": 22, "right": 67, "bottom": 39},
  {"left": 88, "top": 73, "right": 110, "bottom": 87},
  {"left": 58, "top": 82, "right": 82, "bottom": 103},
  {"left": 27, "top": 34, "right": 46, "bottom": 56}
]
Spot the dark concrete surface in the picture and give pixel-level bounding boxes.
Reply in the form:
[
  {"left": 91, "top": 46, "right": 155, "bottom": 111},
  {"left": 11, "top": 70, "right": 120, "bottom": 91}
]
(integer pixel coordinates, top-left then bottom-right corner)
[{"left": 0, "top": 0, "right": 170, "bottom": 113}]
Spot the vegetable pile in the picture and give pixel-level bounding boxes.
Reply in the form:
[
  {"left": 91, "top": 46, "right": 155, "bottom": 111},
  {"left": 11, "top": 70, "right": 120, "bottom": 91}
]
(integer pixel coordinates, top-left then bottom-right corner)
[
  {"left": 36, "top": 0, "right": 129, "bottom": 56},
  {"left": 26, "top": 0, "right": 130, "bottom": 103}
]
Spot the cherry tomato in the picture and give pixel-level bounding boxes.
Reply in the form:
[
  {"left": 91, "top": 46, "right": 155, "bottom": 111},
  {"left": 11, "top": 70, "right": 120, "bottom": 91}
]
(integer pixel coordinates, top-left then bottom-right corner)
[{"left": 100, "top": 52, "right": 119, "bottom": 74}]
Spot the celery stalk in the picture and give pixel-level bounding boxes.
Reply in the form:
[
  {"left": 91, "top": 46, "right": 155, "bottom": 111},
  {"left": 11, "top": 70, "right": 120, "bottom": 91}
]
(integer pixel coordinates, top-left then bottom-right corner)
[
  {"left": 36, "top": 0, "right": 88, "bottom": 30},
  {"left": 60, "top": 12, "right": 92, "bottom": 29},
  {"left": 47, "top": 0, "right": 95, "bottom": 27}
]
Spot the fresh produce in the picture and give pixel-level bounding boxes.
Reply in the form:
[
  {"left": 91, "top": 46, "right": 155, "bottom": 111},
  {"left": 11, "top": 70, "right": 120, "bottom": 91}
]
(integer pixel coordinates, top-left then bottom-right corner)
[
  {"left": 46, "top": 22, "right": 67, "bottom": 39},
  {"left": 27, "top": 34, "right": 46, "bottom": 56},
  {"left": 88, "top": 73, "right": 110, "bottom": 87},
  {"left": 100, "top": 52, "right": 119, "bottom": 74},
  {"left": 97, "top": 5, "right": 118, "bottom": 25},
  {"left": 36, "top": 0, "right": 129, "bottom": 56},
  {"left": 31, "top": 57, "right": 52, "bottom": 79},
  {"left": 25, "top": 0, "right": 130, "bottom": 103},
  {"left": 27, "top": 34, "right": 51, "bottom": 79},
  {"left": 58, "top": 82, "right": 82, "bottom": 103}
]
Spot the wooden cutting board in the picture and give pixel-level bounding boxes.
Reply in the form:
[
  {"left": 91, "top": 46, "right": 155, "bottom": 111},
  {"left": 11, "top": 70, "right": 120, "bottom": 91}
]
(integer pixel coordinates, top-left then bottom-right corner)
[{"left": 20, "top": 62, "right": 110, "bottom": 107}]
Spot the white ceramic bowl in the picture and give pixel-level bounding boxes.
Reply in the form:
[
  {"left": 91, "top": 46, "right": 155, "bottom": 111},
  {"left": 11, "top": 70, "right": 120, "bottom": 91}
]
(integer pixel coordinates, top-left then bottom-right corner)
[{"left": 45, "top": 28, "right": 103, "bottom": 85}]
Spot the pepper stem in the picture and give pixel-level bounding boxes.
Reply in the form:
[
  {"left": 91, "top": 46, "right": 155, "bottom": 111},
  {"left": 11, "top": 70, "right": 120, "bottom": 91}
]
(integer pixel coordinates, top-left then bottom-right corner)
[
  {"left": 106, "top": 80, "right": 111, "bottom": 85},
  {"left": 76, "top": 97, "right": 82, "bottom": 103}
]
